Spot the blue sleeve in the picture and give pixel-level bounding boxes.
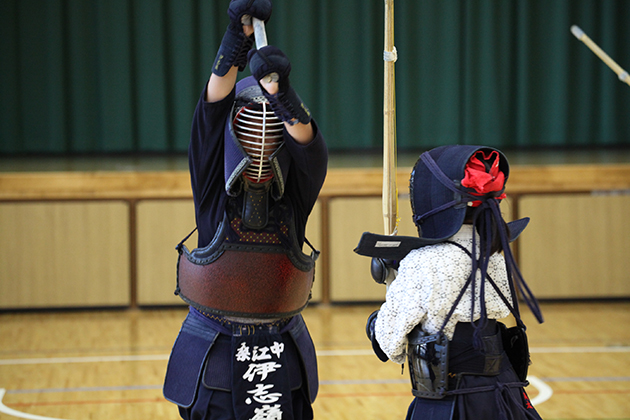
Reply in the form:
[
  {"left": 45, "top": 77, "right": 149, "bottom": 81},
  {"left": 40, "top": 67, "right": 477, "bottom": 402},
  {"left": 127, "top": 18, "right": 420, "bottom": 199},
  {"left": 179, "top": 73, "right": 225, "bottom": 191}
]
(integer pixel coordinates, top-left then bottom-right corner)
[
  {"left": 188, "top": 86, "right": 235, "bottom": 247},
  {"left": 282, "top": 120, "right": 328, "bottom": 216}
]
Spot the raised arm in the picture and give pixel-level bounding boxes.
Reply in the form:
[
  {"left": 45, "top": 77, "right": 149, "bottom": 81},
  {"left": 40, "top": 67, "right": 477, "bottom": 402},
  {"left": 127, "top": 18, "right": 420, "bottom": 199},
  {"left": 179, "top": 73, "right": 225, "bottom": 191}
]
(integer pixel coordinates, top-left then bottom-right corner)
[
  {"left": 205, "top": 0, "right": 271, "bottom": 103},
  {"left": 248, "top": 46, "right": 315, "bottom": 144}
]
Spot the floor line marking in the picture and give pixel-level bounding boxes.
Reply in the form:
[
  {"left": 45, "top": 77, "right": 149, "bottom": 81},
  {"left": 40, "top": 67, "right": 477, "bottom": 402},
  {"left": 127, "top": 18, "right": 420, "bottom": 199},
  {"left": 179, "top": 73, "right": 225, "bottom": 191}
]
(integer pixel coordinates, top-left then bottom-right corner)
[
  {"left": 528, "top": 376, "right": 553, "bottom": 406},
  {"left": 1, "top": 345, "right": 628, "bottom": 366},
  {"left": 541, "top": 376, "right": 630, "bottom": 382},
  {"left": 5, "top": 385, "right": 163, "bottom": 395},
  {"left": 6, "top": 375, "right": 628, "bottom": 397},
  {"left": 0, "top": 388, "right": 70, "bottom": 420},
  {"left": 1, "top": 378, "right": 553, "bottom": 410},
  {"left": 0, "top": 354, "right": 169, "bottom": 366},
  {"left": 530, "top": 346, "right": 630, "bottom": 353}
]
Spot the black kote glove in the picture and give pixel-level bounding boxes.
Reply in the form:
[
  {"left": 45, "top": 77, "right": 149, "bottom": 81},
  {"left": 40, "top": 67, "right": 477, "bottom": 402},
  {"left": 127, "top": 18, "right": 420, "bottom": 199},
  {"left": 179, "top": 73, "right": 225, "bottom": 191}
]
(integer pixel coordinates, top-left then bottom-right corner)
[
  {"left": 370, "top": 257, "right": 399, "bottom": 284},
  {"left": 228, "top": 0, "right": 272, "bottom": 25},
  {"left": 366, "top": 310, "right": 389, "bottom": 362},
  {"left": 212, "top": 0, "right": 272, "bottom": 76},
  {"left": 248, "top": 46, "right": 311, "bottom": 125}
]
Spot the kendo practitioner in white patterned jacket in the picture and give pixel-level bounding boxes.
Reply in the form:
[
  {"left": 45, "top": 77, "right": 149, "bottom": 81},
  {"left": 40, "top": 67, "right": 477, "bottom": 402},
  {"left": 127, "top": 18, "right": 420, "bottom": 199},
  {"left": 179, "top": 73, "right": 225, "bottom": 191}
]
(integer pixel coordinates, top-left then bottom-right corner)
[
  {"left": 163, "top": 1, "right": 328, "bottom": 419},
  {"left": 357, "top": 145, "right": 545, "bottom": 420}
]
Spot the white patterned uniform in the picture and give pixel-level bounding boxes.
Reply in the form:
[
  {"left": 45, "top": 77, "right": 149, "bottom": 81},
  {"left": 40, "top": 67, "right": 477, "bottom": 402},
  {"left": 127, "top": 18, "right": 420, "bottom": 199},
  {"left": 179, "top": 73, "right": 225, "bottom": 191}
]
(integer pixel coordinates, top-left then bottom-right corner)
[{"left": 375, "top": 224, "right": 513, "bottom": 364}]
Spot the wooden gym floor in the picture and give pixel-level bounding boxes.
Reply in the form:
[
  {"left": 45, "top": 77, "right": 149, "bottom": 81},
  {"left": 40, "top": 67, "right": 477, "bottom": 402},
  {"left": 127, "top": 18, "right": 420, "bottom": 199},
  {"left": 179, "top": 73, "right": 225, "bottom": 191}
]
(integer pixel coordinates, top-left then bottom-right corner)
[{"left": 0, "top": 301, "right": 629, "bottom": 420}]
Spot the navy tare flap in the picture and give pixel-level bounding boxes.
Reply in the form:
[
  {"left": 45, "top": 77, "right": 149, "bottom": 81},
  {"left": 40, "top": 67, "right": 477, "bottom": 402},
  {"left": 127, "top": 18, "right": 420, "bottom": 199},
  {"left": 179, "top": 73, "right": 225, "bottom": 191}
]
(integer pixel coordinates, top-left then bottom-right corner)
[
  {"left": 288, "top": 316, "right": 318, "bottom": 403},
  {"left": 163, "top": 312, "right": 219, "bottom": 408}
]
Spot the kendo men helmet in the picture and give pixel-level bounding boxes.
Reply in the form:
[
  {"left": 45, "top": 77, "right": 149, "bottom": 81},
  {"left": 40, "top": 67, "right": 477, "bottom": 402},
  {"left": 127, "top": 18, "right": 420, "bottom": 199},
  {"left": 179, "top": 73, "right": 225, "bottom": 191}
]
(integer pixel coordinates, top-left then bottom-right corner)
[
  {"left": 354, "top": 144, "right": 530, "bottom": 261},
  {"left": 224, "top": 76, "right": 291, "bottom": 200},
  {"left": 232, "top": 81, "right": 284, "bottom": 184},
  {"left": 410, "top": 144, "right": 513, "bottom": 242}
]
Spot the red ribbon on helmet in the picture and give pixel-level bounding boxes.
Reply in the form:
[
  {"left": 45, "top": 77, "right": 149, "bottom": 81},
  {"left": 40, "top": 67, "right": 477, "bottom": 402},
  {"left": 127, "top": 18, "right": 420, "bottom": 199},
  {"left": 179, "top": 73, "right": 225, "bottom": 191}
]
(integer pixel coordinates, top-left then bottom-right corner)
[{"left": 461, "top": 150, "right": 507, "bottom": 207}]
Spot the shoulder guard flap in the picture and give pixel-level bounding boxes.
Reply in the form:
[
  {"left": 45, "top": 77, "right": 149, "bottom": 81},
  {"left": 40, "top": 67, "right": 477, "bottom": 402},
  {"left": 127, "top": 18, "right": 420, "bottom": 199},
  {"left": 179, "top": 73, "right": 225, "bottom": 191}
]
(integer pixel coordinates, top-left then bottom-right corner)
[
  {"left": 354, "top": 232, "right": 437, "bottom": 260},
  {"left": 354, "top": 217, "right": 530, "bottom": 260}
]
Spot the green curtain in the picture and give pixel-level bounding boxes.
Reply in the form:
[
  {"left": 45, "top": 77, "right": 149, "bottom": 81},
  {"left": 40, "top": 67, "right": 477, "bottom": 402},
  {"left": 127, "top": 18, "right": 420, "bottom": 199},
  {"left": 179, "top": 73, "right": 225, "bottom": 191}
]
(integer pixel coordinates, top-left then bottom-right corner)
[{"left": 1, "top": 0, "right": 629, "bottom": 154}]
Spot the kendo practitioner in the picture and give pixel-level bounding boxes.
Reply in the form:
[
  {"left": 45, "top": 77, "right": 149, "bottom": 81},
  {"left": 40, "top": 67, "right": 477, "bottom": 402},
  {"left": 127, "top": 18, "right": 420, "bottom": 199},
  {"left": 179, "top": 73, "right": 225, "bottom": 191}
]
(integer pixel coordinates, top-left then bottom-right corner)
[
  {"left": 163, "top": 1, "right": 328, "bottom": 419},
  {"left": 357, "top": 145, "right": 545, "bottom": 420}
]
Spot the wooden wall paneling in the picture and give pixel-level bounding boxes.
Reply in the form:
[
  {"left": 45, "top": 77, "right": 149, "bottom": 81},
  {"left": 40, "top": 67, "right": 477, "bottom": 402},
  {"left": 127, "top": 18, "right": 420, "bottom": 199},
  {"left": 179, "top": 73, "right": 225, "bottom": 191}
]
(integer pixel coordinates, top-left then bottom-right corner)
[
  {"left": 328, "top": 195, "right": 418, "bottom": 302},
  {"left": 0, "top": 201, "right": 130, "bottom": 308},
  {"left": 329, "top": 197, "right": 387, "bottom": 302},
  {"left": 136, "top": 199, "right": 196, "bottom": 306},
  {"left": 519, "top": 194, "right": 630, "bottom": 299},
  {"left": 1, "top": 164, "right": 629, "bottom": 310}
]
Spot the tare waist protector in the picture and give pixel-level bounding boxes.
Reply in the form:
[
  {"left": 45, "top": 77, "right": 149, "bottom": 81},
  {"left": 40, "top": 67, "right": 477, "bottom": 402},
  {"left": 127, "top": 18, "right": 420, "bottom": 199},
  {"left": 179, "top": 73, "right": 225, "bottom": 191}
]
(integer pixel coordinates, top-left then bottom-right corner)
[{"left": 176, "top": 198, "right": 318, "bottom": 319}]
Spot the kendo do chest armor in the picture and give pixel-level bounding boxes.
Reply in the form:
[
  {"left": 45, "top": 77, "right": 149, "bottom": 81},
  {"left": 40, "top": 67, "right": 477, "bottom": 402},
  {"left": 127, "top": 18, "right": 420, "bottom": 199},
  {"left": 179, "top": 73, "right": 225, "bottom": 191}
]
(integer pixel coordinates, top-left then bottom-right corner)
[
  {"left": 176, "top": 194, "right": 318, "bottom": 319},
  {"left": 176, "top": 81, "right": 318, "bottom": 319}
]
